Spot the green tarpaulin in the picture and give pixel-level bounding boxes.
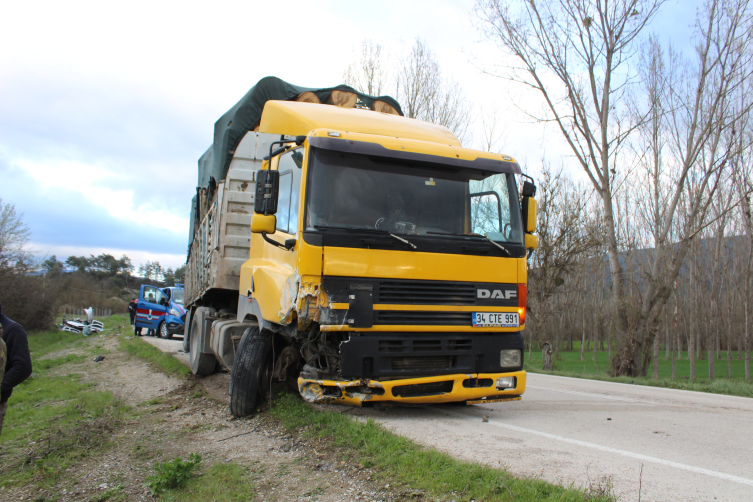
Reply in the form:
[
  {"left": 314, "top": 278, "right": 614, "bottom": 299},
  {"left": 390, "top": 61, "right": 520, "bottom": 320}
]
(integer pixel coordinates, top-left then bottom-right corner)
[{"left": 197, "top": 76, "right": 403, "bottom": 189}]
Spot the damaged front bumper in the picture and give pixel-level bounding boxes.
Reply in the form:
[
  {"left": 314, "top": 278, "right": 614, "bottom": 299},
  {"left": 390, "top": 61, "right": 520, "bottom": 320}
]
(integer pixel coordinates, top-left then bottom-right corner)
[{"left": 297, "top": 371, "right": 526, "bottom": 406}]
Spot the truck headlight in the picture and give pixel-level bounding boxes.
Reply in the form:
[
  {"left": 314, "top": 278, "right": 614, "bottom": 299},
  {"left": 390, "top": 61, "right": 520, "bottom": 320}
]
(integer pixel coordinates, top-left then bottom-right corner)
[
  {"left": 170, "top": 308, "right": 179, "bottom": 316},
  {"left": 496, "top": 377, "right": 516, "bottom": 390},
  {"left": 500, "top": 349, "right": 522, "bottom": 368}
]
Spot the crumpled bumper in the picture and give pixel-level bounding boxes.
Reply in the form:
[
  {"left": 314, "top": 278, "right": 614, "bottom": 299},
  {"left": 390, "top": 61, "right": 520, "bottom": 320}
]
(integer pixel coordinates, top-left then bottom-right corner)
[{"left": 297, "top": 371, "right": 526, "bottom": 406}]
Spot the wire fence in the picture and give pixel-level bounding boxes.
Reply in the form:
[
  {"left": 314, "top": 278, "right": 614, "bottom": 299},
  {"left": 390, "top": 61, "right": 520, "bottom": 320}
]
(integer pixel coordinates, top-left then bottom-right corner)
[{"left": 62, "top": 307, "right": 113, "bottom": 317}]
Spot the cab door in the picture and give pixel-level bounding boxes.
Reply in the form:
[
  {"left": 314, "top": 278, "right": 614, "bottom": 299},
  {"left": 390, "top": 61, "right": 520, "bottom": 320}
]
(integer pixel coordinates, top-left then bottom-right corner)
[{"left": 135, "top": 285, "right": 169, "bottom": 330}]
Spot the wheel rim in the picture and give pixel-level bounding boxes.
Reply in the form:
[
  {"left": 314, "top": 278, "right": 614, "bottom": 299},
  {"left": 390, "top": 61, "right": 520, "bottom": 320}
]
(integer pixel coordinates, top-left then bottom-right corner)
[{"left": 161, "top": 323, "right": 167, "bottom": 338}]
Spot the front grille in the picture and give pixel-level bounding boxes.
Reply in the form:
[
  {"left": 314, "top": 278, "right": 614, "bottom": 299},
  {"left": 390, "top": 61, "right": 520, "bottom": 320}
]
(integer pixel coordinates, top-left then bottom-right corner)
[
  {"left": 392, "top": 381, "right": 454, "bottom": 397},
  {"left": 376, "top": 311, "right": 472, "bottom": 325},
  {"left": 391, "top": 356, "right": 455, "bottom": 371},
  {"left": 378, "top": 340, "right": 408, "bottom": 352},
  {"left": 377, "top": 280, "right": 476, "bottom": 305},
  {"left": 448, "top": 339, "right": 472, "bottom": 350},
  {"left": 378, "top": 338, "right": 473, "bottom": 353}
]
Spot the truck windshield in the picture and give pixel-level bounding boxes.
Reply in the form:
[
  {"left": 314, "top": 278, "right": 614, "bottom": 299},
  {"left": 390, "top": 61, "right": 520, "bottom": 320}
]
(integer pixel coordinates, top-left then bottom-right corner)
[
  {"left": 172, "top": 289, "right": 184, "bottom": 305},
  {"left": 305, "top": 148, "right": 522, "bottom": 244}
]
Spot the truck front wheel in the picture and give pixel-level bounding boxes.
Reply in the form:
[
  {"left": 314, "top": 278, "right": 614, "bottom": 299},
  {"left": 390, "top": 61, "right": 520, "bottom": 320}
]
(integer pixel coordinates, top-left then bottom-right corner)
[
  {"left": 229, "top": 326, "right": 272, "bottom": 417},
  {"left": 189, "top": 307, "right": 216, "bottom": 376}
]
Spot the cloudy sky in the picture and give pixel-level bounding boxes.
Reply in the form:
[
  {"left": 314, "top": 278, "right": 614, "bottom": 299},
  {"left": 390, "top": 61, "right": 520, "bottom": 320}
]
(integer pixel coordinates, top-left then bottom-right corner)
[{"left": 0, "top": 0, "right": 699, "bottom": 270}]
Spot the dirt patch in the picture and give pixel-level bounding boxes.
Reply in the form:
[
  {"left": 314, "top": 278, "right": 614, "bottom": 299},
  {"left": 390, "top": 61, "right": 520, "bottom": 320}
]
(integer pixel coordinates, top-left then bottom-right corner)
[{"left": 6, "top": 338, "right": 407, "bottom": 502}]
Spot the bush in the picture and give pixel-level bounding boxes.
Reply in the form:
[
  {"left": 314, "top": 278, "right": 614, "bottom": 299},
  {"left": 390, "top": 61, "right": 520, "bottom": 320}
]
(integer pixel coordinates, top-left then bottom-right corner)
[
  {"left": 146, "top": 453, "right": 202, "bottom": 494},
  {"left": 0, "top": 266, "right": 56, "bottom": 331}
]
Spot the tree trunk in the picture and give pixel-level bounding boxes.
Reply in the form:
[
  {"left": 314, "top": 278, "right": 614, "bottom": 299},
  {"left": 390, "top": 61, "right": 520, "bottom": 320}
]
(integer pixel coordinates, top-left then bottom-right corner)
[
  {"left": 672, "top": 292, "right": 678, "bottom": 380},
  {"left": 746, "top": 299, "right": 750, "bottom": 381},
  {"left": 580, "top": 328, "right": 585, "bottom": 361},
  {"left": 690, "top": 321, "right": 696, "bottom": 380},
  {"left": 593, "top": 320, "right": 598, "bottom": 362},
  {"left": 608, "top": 320, "right": 612, "bottom": 358},
  {"left": 708, "top": 330, "right": 715, "bottom": 380},
  {"left": 653, "top": 327, "right": 659, "bottom": 380},
  {"left": 542, "top": 342, "right": 553, "bottom": 371},
  {"left": 727, "top": 309, "right": 732, "bottom": 379},
  {"left": 716, "top": 323, "right": 720, "bottom": 360}
]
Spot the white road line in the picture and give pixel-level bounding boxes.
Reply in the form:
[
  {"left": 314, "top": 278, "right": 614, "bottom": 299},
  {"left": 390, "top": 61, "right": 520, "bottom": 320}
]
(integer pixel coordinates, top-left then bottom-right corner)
[
  {"left": 438, "top": 408, "right": 753, "bottom": 487},
  {"left": 526, "top": 385, "right": 655, "bottom": 404}
]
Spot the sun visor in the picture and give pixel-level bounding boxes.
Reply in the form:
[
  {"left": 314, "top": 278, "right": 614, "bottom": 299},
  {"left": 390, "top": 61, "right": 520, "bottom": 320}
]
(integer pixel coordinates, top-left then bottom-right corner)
[{"left": 307, "top": 136, "right": 522, "bottom": 175}]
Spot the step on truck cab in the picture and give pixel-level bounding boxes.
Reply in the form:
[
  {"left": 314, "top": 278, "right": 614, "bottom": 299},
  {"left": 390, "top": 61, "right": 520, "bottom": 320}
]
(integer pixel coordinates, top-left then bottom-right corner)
[{"left": 183, "top": 77, "right": 538, "bottom": 416}]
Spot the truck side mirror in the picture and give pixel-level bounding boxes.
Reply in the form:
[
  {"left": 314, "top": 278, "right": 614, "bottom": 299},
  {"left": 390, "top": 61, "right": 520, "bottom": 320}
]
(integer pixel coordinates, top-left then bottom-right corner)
[
  {"left": 251, "top": 213, "right": 276, "bottom": 234},
  {"left": 525, "top": 233, "right": 539, "bottom": 250},
  {"left": 522, "top": 197, "right": 537, "bottom": 233},
  {"left": 254, "top": 169, "right": 280, "bottom": 215}
]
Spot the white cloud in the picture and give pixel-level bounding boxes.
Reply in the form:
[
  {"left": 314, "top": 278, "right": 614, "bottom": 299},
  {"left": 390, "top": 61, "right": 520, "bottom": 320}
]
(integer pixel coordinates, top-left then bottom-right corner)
[{"left": 16, "top": 158, "right": 188, "bottom": 233}]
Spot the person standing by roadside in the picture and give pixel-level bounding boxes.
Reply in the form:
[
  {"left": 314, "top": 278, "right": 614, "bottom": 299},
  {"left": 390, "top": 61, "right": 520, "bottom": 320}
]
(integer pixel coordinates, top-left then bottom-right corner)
[
  {"left": 128, "top": 299, "right": 138, "bottom": 328},
  {"left": 1, "top": 302, "right": 33, "bottom": 435}
]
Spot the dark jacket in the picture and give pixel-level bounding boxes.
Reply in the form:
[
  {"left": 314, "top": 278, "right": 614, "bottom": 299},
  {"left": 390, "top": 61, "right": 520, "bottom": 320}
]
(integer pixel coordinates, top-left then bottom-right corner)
[
  {"left": 0, "top": 302, "right": 33, "bottom": 403},
  {"left": 128, "top": 301, "right": 138, "bottom": 314}
]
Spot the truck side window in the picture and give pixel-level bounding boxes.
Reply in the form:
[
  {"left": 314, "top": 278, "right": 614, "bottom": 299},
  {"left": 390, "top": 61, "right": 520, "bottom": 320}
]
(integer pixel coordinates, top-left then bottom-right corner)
[
  {"left": 277, "top": 171, "right": 293, "bottom": 233},
  {"left": 276, "top": 149, "right": 302, "bottom": 234}
]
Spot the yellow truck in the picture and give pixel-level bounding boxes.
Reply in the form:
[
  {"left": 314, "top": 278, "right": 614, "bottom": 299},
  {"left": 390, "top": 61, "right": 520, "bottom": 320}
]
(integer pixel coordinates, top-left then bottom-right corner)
[{"left": 184, "top": 77, "right": 538, "bottom": 416}]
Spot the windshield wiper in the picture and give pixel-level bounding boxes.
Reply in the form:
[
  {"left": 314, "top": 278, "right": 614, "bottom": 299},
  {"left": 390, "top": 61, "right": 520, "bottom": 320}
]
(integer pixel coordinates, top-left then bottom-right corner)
[
  {"left": 313, "top": 225, "right": 417, "bottom": 250},
  {"left": 383, "top": 232, "right": 417, "bottom": 250},
  {"left": 426, "top": 231, "right": 512, "bottom": 256}
]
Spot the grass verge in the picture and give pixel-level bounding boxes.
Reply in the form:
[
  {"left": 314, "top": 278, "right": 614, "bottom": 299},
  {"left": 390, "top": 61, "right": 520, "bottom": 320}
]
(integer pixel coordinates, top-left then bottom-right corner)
[
  {"left": 0, "top": 318, "right": 128, "bottom": 489},
  {"left": 271, "top": 391, "right": 614, "bottom": 502},
  {"left": 157, "top": 462, "right": 258, "bottom": 502},
  {"left": 525, "top": 345, "right": 753, "bottom": 398},
  {"left": 119, "top": 335, "right": 191, "bottom": 379}
]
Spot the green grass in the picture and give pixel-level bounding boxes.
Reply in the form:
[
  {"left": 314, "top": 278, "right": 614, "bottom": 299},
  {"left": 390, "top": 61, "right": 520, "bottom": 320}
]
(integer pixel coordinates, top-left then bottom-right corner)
[
  {"left": 525, "top": 343, "right": 753, "bottom": 397},
  {"left": 119, "top": 335, "right": 191, "bottom": 378},
  {"left": 25, "top": 313, "right": 130, "bottom": 360},
  {"left": 271, "top": 391, "right": 614, "bottom": 502},
  {"left": 0, "top": 318, "right": 128, "bottom": 488},
  {"left": 158, "top": 462, "right": 258, "bottom": 502}
]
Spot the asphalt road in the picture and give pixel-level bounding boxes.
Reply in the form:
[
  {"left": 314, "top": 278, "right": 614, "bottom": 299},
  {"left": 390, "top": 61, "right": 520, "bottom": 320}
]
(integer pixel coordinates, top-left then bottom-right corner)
[{"left": 143, "top": 335, "right": 753, "bottom": 501}]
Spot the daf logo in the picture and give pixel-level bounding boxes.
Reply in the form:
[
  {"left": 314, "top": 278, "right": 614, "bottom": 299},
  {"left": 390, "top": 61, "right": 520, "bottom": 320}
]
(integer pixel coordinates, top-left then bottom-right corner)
[{"left": 477, "top": 289, "right": 517, "bottom": 300}]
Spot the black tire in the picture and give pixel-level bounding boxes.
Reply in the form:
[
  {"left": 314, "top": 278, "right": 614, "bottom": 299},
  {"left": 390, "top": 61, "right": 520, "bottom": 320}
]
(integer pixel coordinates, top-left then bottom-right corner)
[
  {"left": 189, "top": 307, "right": 217, "bottom": 376},
  {"left": 159, "top": 321, "right": 172, "bottom": 339},
  {"left": 182, "top": 309, "right": 192, "bottom": 352},
  {"left": 229, "top": 326, "right": 272, "bottom": 417}
]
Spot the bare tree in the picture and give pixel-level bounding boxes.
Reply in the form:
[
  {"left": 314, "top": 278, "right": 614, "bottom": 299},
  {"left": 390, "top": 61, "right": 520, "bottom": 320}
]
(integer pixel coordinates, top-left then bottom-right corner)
[
  {"left": 479, "top": 104, "right": 508, "bottom": 153},
  {"left": 0, "top": 198, "right": 31, "bottom": 268},
  {"left": 476, "top": 0, "right": 753, "bottom": 376},
  {"left": 395, "top": 38, "right": 473, "bottom": 143},
  {"left": 474, "top": 0, "right": 663, "bottom": 365},
  {"left": 343, "top": 40, "right": 388, "bottom": 96},
  {"left": 343, "top": 37, "right": 473, "bottom": 144}
]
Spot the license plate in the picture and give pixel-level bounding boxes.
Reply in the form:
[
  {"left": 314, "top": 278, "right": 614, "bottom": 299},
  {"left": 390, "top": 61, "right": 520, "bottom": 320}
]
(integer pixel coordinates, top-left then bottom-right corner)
[{"left": 472, "top": 312, "right": 519, "bottom": 327}]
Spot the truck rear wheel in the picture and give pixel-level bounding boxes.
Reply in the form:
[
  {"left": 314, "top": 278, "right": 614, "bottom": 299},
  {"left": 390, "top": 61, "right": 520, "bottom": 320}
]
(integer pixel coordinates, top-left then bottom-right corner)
[
  {"left": 229, "top": 326, "right": 272, "bottom": 417},
  {"left": 189, "top": 307, "right": 216, "bottom": 376}
]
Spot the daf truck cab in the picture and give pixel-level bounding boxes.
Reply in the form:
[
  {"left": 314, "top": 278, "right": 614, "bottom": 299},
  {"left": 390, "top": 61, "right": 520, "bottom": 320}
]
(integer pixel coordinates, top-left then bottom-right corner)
[{"left": 183, "top": 78, "right": 537, "bottom": 416}]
